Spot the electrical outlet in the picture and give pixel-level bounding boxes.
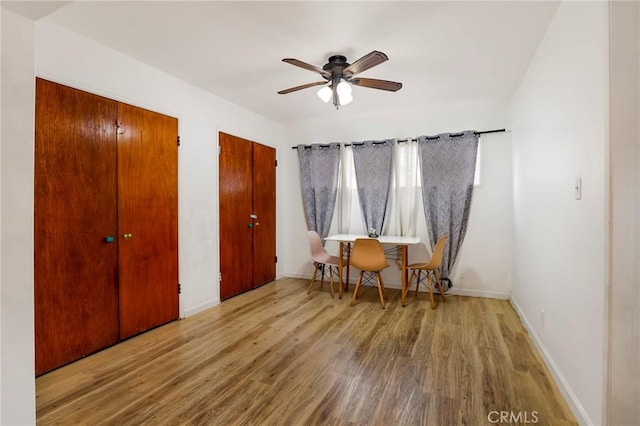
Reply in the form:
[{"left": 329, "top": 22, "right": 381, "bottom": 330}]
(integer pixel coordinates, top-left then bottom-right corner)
[{"left": 540, "top": 309, "right": 545, "bottom": 330}]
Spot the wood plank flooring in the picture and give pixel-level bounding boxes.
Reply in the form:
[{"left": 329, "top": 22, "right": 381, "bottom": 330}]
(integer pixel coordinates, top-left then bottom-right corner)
[{"left": 36, "top": 278, "right": 576, "bottom": 425}]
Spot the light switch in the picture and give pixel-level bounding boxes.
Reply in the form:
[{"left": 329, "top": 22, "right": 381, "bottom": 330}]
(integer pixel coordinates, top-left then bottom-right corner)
[{"left": 574, "top": 177, "right": 582, "bottom": 200}]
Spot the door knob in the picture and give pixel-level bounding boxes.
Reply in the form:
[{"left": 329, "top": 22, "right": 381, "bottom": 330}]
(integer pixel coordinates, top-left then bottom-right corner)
[
  {"left": 123, "top": 233, "right": 133, "bottom": 239},
  {"left": 247, "top": 223, "right": 253, "bottom": 228}
]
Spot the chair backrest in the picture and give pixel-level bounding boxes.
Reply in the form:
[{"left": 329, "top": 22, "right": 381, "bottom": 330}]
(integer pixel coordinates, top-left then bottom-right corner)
[
  {"left": 350, "top": 238, "right": 388, "bottom": 271},
  {"left": 424, "top": 235, "right": 448, "bottom": 270},
  {"left": 307, "top": 231, "right": 326, "bottom": 263}
]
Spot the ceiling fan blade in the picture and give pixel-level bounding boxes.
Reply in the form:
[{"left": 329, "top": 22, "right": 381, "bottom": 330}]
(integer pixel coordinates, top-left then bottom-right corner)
[
  {"left": 282, "top": 58, "right": 331, "bottom": 78},
  {"left": 277, "top": 81, "right": 327, "bottom": 95},
  {"left": 343, "top": 51, "right": 388, "bottom": 77},
  {"left": 350, "top": 78, "right": 402, "bottom": 92}
]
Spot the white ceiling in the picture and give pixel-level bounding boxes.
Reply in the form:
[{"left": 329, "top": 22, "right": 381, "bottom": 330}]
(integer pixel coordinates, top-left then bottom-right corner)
[{"left": 22, "top": 1, "right": 559, "bottom": 125}]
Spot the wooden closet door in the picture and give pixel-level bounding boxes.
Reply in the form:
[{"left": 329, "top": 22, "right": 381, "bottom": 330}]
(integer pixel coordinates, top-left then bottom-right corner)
[
  {"left": 34, "top": 78, "right": 119, "bottom": 375},
  {"left": 219, "top": 132, "right": 254, "bottom": 300},
  {"left": 117, "top": 103, "right": 179, "bottom": 340},
  {"left": 252, "top": 142, "right": 276, "bottom": 286}
]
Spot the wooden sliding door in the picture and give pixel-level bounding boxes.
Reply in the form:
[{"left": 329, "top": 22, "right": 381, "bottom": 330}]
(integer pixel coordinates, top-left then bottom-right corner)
[
  {"left": 117, "top": 103, "right": 179, "bottom": 339},
  {"left": 219, "top": 132, "right": 276, "bottom": 300},
  {"left": 35, "top": 78, "right": 179, "bottom": 374},
  {"left": 252, "top": 142, "right": 277, "bottom": 286},
  {"left": 34, "top": 78, "right": 120, "bottom": 375}
]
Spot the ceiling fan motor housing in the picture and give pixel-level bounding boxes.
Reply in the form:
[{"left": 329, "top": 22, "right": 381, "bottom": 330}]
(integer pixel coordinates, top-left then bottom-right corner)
[{"left": 323, "top": 55, "right": 350, "bottom": 78}]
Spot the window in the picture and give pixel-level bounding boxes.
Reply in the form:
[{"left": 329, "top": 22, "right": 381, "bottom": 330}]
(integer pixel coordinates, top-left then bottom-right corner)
[
  {"left": 474, "top": 139, "right": 482, "bottom": 187},
  {"left": 335, "top": 139, "right": 483, "bottom": 234}
]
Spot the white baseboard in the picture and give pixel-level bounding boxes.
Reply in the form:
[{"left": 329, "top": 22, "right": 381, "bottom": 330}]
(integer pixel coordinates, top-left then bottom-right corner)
[
  {"left": 183, "top": 297, "right": 220, "bottom": 318},
  {"left": 509, "top": 296, "right": 593, "bottom": 426},
  {"left": 285, "top": 272, "right": 313, "bottom": 280},
  {"left": 448, "top": 287, "right": 510, "bottom": 299},
  {"left": 283, "top": 273, "right": 510, "bottom": 300}
]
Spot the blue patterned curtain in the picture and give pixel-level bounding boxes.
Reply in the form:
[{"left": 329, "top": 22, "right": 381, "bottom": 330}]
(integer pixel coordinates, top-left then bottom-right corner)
[
  {"left": 418, "top": 131, "right": 479, "bottom": 278},
  {"left": 351, "top": 140, "right": 394, "bottom": 234},
  {"left": 297, "top": 143, "right": 341, "bottom": 241}
]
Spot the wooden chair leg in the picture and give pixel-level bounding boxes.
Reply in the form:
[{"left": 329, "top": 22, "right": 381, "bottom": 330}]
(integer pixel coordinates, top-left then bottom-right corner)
[
  {"left": 308, "top": 263, "right": 319, "bottom": 294},
  {"left": 376, "top": 273, "right": 386, "bottom": 309},
  {"left": 379, "top": 277, "right": 387, "bottom": 300},
  {"left": 328, "top": 266, "right": 335, "bottom": 299},
  {"left": 407, "top": 270, "right": 416, "bottom": 298},
  {"left": 350, "top": 271, "right": 364, "bottom": 306},
  {"left": 434, "top": 271, "right": 446, "bottom": 303},
  {"left": 426, "top": 273, "right": 436, "bottom": 309}
]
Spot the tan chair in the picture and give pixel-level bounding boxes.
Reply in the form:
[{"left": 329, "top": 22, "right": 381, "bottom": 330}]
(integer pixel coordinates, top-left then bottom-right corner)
[
  {"left": 350, "top": 238, "right": 390, "bottom": 309},
  {"left": 307, "top": 231, "right": 343, "bottom": 298},
  {"left": 405, "top": 235, "right": 448, "bottom": 309}
]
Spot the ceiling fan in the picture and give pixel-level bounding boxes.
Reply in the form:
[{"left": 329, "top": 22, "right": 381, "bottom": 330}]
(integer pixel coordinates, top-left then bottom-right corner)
[{"left": 277, "top": 50, "right": 402, "bottom": 109}]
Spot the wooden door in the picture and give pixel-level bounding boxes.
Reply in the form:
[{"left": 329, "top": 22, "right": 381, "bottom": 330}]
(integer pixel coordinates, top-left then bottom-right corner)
[
  {"left": 117, "top": 103, "right": 179, "bottom": 340},
  {"left": 219, "top": 132, "right": 254, "bottom": 300},
  {"left": 252, "top": 143, "right": 276, "bottom": 286},
  {"left": 34, "top": 78, "right": 119, "bottom": 375}
]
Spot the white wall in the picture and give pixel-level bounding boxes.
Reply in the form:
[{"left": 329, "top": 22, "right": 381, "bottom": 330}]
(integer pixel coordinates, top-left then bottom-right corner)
[
  {"left": 511, "top": 2, "right": 608, "bottom": 424},
  {"left": 1, "top": 9, "right": 36, "bottom": 426},
  {"left": 608, "top": 2, "right": 640, "bottom": 424},
  {"left": 283, "top": 100, "right": 513, "bottom": 298},
  {"left": 35, "top": 20, "right": 289, "bottom": 317},
  {"left": 1, "top": 8, "right": 3, "bottom": 422}
]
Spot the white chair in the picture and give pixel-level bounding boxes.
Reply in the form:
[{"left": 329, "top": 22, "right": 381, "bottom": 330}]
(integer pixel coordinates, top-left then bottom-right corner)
[{"left": 306, "top": 231, "right": 343, "bottom": 298}]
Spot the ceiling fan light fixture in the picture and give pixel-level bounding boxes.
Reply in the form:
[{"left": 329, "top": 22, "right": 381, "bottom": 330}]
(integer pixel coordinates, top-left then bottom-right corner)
[
  {"left": 317, "top": 86, "right": 332, "bottom": 103},
  {"left": 337, "top": 79, "right": 352, "bottom": 96},
  {"left": 336, "top": 80, "right": 353, "bottom": 105}
]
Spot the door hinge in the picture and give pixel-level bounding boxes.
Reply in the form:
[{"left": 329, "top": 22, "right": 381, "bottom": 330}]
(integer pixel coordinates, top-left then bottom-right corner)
[
  {"left": 275, "top": 256, "right": 278, "bottom": 263},
  {"left": 218, "top": 146, "right": 221, "bottom": 155},
  {"left": 177, "top": 136, "right": 181, "bottom": 146},
  {"left": 275, "top": 160, "right": 278, "bottom": 167},
  {"left": 178, "top": 283, "right": 182, "bottom": 294},
  {"left": 219, "top": 272, "right": 222, "bottom": 282}
]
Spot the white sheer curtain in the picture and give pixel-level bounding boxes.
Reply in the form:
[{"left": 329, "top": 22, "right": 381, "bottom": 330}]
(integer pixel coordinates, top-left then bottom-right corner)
[
  {"left": 383, "top": 140, "right": 420, "bottom": 237},
  {"left": 337, "top": 146, "right": 354, "bottom": 234}
]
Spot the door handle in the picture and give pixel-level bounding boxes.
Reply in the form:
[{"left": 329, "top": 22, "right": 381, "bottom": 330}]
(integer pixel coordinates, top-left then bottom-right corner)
[
  {"left": 247, "top": 223, "right": 253, "bottom": 228},
  {"left": 250, "top": 214, "right": 258, "bottom": 219},
  {"left": 123, "top": 233, "right": 133, "bottom": 239},
  {"left": 104, "top": 236, "right": 115, "bottom": 243}
]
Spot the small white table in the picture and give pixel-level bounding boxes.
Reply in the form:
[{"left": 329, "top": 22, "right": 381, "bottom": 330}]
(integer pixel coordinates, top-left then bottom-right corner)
[{"left": 324, "top": 234, "right": 420, "bottom": 305}]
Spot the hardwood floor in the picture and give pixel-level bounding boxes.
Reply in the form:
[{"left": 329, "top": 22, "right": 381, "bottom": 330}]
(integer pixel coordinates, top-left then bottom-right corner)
[{"left": 36, "top": 278, "right": 576, "bottom": 425}]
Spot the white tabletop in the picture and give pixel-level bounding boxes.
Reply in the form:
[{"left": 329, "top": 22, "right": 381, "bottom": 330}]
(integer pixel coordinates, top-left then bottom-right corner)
[{"left": 325, "top": 234, "right": 420, "bottom": 245}]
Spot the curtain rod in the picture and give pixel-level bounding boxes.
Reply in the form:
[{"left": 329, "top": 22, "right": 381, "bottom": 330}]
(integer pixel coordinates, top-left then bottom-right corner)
[{"left": 291, "top": 128, "right": 505, "bottom": 149}]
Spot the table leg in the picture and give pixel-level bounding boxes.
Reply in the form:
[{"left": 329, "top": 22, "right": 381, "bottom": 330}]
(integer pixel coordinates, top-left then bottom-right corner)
[
  {"left": 338, "top": 242, "right": 344, "bottom": 298},
  {"left": 401, "top": 245, "right": 408, "bottom": 306},
  {"left": 345, "top": 243, "right": 351, "bottom": 291}
]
